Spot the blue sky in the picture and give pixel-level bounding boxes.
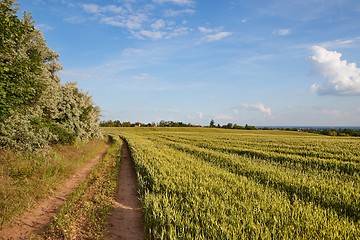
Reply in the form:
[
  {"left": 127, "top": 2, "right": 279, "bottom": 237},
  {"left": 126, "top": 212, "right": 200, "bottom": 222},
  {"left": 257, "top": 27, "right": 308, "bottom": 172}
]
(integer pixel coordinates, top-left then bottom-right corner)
[{"left": 18, "top": 0, "right": 360, "bottom": 126}]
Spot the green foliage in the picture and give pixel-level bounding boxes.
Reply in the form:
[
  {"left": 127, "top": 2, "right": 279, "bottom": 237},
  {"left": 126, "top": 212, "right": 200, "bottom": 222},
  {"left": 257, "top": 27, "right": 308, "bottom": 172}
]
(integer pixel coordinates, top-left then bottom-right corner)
[
  {"left": 0, "top": 1, "right": 50, "bottom": 119},
  {"left": 0, "top": 1, "right": 101, "bottom": 151},
  {"left": 48, "top": 122, "right": 76, "bottom": 145}
]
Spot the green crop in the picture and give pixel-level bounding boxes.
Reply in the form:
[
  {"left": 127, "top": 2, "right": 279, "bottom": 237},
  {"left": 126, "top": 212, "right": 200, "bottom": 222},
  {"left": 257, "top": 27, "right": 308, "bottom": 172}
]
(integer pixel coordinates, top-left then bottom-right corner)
[{"left": 104, "top": 127, "right": 360, "bottom": 239}]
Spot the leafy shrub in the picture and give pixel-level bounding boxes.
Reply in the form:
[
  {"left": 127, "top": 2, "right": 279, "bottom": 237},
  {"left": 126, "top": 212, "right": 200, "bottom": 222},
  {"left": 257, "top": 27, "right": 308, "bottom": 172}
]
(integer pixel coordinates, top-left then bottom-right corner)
[{"left": 0, "top": 1, "right": 101, "bottom": 151}]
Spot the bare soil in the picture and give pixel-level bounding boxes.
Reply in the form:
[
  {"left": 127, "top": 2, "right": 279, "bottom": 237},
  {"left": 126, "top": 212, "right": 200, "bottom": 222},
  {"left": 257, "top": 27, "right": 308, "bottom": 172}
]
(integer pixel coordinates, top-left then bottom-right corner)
[
  {"left": 0, "top": 144, "right": 110, "bottom": 240},
  {"left": 107, "top": 142, "right": 145, "bottom": 240}
]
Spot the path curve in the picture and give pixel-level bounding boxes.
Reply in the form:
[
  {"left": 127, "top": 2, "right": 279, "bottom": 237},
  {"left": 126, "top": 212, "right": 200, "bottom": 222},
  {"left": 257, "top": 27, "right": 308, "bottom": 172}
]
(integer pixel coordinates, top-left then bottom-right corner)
[
  {"left": 0, "top": 144, "right": 110, "bottom": 240},
  {"left": 107, "top": 142, "right": 144, "bottom": 240}
]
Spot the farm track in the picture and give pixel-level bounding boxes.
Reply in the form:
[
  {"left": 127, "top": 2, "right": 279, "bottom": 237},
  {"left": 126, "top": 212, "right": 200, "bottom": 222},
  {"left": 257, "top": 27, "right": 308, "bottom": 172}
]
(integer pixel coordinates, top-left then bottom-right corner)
[
  {"left": 0, "top": 144, "right": 110, "bottom": 240},
  {"left": 107, "top": 142, "right": 145, "bottom": 240}
]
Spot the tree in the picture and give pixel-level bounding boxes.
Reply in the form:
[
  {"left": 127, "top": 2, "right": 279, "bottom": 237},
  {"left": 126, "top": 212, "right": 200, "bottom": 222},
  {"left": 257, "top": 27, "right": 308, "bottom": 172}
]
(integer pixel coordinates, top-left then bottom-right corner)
[
  {"left": 209, "top": 119, "right": 215, "bottom": 128},
  {"left": 0, "top": 1, "right": 101, "bottom": 150},
  {"left": 1, "top": 1, "right": 46, "bottom": 120}
]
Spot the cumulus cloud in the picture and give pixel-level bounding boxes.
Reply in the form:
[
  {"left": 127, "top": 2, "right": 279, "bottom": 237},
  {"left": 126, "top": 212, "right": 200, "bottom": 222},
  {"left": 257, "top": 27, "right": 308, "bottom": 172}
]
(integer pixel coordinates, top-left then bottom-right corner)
[
  {"left": 273, "top": 28, "right": 291, "bottom": 36},
  {"left": 242, "top": 103, "right": 272, "bottom": 116},
  {"left": 310, "top": 46, "right": 360, "bottom": 96}
]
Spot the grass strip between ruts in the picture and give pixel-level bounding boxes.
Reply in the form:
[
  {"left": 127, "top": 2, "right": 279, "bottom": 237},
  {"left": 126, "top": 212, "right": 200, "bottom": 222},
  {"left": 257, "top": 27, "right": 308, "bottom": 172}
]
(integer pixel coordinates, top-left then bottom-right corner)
[{"left": 44, "top": 135, "right": 121, "bottom": 239}]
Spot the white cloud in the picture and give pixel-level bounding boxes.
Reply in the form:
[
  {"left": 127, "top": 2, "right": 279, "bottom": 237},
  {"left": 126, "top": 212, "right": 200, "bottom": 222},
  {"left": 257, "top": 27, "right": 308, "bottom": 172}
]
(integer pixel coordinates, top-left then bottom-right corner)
[
  {"left": 164, "top": 8, "right": 195, "bottom": 17},
  {"left": 82, "top": 4, "right": 123, "bottom": 14},
  {"left": 198, "top": 26, "right": 216, "bottom": 34},
  {"left": 153, "top": 0, "right": 194, "bottom": 7},
  {"left": 35, "top": 23, "right": 54, "bottom": 32},
  {"left": 151, "top": 19, "right": 165, "bottom": 30},
  {"left": 310, "top": 46, "right": 360, "bottom": 96},
  {"left": 319, "top": 37, "right": 360, "bottom": 49},
  {"left": 80, "top": 2, "right": 192, "bottom": 40},
  {"left": 187, "top": 112, "right": 204, "bottom": 120},
  {"left": 133, "top": 73, "right": 152, "bottom": 80},
  {"left": 242, "top": 103, "right": 272, "bottom": 116},
  {"left": 273, "top": 28, "right": 291, "bottom": 36},
  {"left": 166, "top": 27, "right": 189, "bottom": 38},
  {"left": 135, "top": 30, "right": 166, "bottom": 40},
  {"left": 198, "top": 26, "right": 232, "bottom": 43},
  {"left": 213, "top": 113, "right": 234, "bottom": 120},
  {"left": 56, "top": 0, "right": 76, "bottom": 8},
  {"left": 60, "top": 69, "right": 93, "bottom": 81},
  {"left": 206, "top": 32, "right": 232, "bottom": 42},
  {"left": 133, "top": 26, "right": 188, "bottom": 40},
  {"left": 64, "top": 16, "right": 86, "bottom": 24},
  {"left": 101, "top": 14, "right": 147, "bottom": 30},
  {"left": 82, "top": 4, "right": 100, "bottom": 14},
  {"left": 106, "top": 5, "right": 124, "bottom": 14}
]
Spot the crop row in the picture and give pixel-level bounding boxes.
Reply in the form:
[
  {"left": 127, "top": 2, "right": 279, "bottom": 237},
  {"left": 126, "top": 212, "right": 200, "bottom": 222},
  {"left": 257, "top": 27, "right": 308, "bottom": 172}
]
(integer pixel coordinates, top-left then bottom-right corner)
[
  {"left": 113, "top": 128, "right": 360, "bottom": 239},
  {"left": 153, "top": 138, "right": 360, "bottom": 222}
]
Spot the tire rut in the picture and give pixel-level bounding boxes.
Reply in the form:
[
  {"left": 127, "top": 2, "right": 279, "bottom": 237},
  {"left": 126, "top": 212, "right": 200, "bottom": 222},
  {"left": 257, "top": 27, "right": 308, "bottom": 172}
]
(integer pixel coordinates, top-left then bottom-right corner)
[
  {"left": 0, "top": 144, "right": 110, "bottom": 240},
  {"left": 107, "top": 142, "right": 144, "bottom": 240}
]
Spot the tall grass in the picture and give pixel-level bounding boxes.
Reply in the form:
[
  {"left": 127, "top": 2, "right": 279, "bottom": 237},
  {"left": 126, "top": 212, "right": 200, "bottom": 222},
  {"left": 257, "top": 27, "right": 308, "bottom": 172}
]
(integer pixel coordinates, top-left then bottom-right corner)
[
  {"left": 45, "top": 136, "right": 121, "bottom": 239},
  {"left": 0, "top": 139, "right": 107, "bottom": 228}
]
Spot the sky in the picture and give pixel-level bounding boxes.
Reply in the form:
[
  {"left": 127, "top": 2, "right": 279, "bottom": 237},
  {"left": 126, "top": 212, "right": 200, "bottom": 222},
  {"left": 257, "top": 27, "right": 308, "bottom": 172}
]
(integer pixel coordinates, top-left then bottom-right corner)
[{"left": 17, "top": 0, "right": 360, "bottom": 126}]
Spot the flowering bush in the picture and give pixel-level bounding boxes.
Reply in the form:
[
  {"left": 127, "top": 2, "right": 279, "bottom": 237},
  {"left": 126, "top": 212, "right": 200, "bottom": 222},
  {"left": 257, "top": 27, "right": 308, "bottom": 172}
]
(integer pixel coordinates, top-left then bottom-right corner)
[{"left": 0, "top": 1, "right": 101, "bottom": 151}]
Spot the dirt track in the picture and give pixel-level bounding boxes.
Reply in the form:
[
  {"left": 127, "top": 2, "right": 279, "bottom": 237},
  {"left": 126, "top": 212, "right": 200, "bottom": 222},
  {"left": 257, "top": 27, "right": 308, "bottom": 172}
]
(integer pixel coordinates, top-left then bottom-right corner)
[
  {"left": 0, "top": 145, "right": 110, "bottom": 239},
  {"left": 107, "top": 142, "right": 145, "bottom": 239}
]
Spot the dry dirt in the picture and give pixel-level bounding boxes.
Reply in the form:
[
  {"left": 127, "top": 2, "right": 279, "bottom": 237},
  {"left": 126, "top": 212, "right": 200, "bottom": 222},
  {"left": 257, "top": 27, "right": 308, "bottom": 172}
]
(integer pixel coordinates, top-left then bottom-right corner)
[
  {"left": 0, "top": 144, "right": 110, "bottom": 240},
  {"left": 107, "top": 142, "right": 145, "bottom": 240}
]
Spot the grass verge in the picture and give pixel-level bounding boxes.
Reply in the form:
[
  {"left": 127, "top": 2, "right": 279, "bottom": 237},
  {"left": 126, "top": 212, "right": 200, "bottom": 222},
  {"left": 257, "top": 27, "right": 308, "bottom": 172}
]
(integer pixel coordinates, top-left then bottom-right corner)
[
  {"left": 0, "top": 138, "right": 108, "bottom": 228},
  {"left": 44, "top": 135, "right": 121, "bottom": 239}
]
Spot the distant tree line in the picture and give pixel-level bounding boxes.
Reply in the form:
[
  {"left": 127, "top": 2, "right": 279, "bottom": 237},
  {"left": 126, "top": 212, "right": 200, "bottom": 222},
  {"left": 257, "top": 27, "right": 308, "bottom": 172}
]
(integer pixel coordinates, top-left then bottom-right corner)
[
  {"left": 286, "top": 128, "right": 360, "bottom": 137},
  {"left": 100, "top": 119, "right": 257, "bottom": 129},
  {"left": 0, "top": 1, "right": 101, "bottom": 151},
  {"left": 100, "top": 120, "right": 201, "bottom": 128},
  {"left": 319, "top": 129, "right": 360, "bottom": 137},
  {"left": 209, "top": 119, "right": 256, "bottom": 130}
]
